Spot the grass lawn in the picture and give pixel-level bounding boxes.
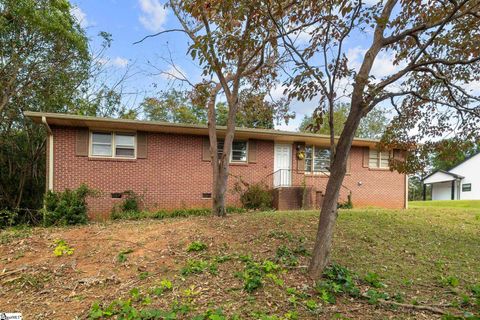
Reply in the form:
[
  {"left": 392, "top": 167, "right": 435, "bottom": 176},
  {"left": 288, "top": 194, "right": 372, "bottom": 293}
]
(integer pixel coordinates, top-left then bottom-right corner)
[
  {"left": 410, "top": 200, "right": 480, "bottom": 209},
  {"left": 0, "top": 206, "right": 479, "bottom": 319}
]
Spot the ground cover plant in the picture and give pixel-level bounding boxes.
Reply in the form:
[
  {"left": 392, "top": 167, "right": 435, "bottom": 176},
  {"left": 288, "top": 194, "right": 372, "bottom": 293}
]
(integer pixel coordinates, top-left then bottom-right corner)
[{"left": 0, "top": 204, "right": 478, "bottom": 319}]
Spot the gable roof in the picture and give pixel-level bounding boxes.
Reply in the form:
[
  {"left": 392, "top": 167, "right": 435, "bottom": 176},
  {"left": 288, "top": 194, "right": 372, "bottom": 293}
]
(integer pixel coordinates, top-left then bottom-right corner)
[
  {"left": 423, "top": 169, "right": 464, "bottom": 183},
  {"left": 447, "top": 150, "right": 480, "bottom": 172},
  {"left": 25, "top": 111, "right": 382, "bottom": 148}
]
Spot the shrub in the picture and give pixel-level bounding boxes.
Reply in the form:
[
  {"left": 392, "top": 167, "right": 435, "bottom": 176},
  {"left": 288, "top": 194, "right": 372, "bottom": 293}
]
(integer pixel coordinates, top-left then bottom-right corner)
[
  {"left": 111, "top": 210, "right": 148, "bottom": 220},
  {"left": 337, "top": 193, "right": 353, "bottom": 209},
  {"left": 236, "top": 182, "right": 272, "bottom": 210},
  {"left": 111, "top": 207, "right": 245, "bottom": 221},
  {"left": 0, "top": 209, "right": 18, "bottom": 228},
  {"left": 42, "top": 184, "right": 96, "bottom": 226},
  {"left": 121, "top": 190, "right": 141, "bottom": 212}
]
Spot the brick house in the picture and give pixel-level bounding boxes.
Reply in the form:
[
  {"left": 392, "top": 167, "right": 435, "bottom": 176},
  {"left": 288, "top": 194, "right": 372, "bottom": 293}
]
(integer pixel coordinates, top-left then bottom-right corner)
[{"left": 26, "top": 112, "right": 408, "bottom": 219}]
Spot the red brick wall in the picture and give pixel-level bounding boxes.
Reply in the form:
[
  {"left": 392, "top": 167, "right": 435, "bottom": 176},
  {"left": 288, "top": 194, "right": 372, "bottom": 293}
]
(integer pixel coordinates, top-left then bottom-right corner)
[
  {"left": 51, "top": 126, "right": 406, "bottom": 219},
  {"left": 51, "top": 126, "right": 274, "bottom": 219},
  {"left": 290, "top": 144, "right": 406, "bottom": 209}
]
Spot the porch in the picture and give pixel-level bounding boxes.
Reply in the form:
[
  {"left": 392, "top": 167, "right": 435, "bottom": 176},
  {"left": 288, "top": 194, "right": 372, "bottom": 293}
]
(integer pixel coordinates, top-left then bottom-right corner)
[{"left": 422, "top": 170, "right": 464, "bottom": 201}]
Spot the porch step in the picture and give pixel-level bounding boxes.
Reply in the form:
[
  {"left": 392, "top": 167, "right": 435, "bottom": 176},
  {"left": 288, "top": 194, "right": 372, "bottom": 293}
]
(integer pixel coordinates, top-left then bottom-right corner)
[{"left": 272, "top": 186, "right": 323, "bottom": 211}]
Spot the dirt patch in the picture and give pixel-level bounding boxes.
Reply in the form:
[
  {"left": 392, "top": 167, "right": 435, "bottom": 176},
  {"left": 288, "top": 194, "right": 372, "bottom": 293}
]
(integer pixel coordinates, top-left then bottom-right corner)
[{"left": 0, "top": 211, "right": 476, "bottom": 319}]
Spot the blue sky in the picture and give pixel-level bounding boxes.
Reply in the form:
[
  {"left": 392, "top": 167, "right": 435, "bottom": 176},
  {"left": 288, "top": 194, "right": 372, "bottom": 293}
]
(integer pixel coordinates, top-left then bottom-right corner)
[{"left": 71, "top": 0, "right": 393, "bottom": 131}]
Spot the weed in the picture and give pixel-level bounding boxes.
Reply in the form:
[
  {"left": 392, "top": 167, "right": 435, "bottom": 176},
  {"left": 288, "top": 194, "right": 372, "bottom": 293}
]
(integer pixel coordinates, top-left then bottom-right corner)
[
  {"left": 275, "top": 245, "right": 299, "bottom": 267},
  {"left": 192, "top": 308, "right": 227, "bottom": 320},
  {"left": 138, "top": 271, "right": 150, "bottom": 280},
  {"left": 284, "top": 311, "right": 299, "bottom": 320},
  {"left": 0, "top": 227, "right": 32, "bottom": 244},
  {"left": 214, "top": 254, "right": 232, "bottom": 263},
  {"left": 151, "top": 279, "right": 173, "bottom": 296},
  {"left": 13, "top": 273, "right": 49, "bottom": 290},
  {"left": 241, "top": 261, "right": 264, "bottom": 293},
  {"left": 365, "top": 289, "right": 389, "bottom": 304},
  {"left": 393, "top": 292, "right": 405, "bottom": 303},
  {"left": 53, "top": 239, "right": 74, "bottom": 257},
  {"left": 315, "top": 264, "right": 360, "bottom": 304},
  {"left": 181, "top": 259, "right": 217, "bottom": 276},
  {"left": 268, "top": 230, "right": 294, "bottom": 241},
  {"left": 265, "top": 273, "right": 284, "bottom": 287},
  {"left": 440, "top": 275, "right": 460, "bottom": 287},
  {"left": 183, "top": 285, "right": 201, "bottom": 298},
  {"left": 305, "top": 299, "right": 319, "bottom": 311},
  {"left": 364, "top": 272, "right": 385, "bottom": 288},
  {"left": 187, "top": 241, "right": 208, "bottom": 252},
  {"left": 262, "top": 260, "right": 280, "bottom": 273},
  {"left": 471, "top": 284, "right": 480, "bottom": 306},
  {"left": 117, "top": 249, "right": 134, "bottom": 263}
]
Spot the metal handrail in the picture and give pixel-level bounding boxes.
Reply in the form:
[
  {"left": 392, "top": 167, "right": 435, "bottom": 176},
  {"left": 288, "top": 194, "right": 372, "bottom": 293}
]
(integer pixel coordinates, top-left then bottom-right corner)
[{"left": 263, "top": 168, "right": 352, "bottom": 193}]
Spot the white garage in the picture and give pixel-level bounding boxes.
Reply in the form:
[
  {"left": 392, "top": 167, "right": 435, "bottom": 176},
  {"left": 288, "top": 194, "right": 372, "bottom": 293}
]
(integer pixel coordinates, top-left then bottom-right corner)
[{"left": 422, "top": 152, "right": 480, "bottom": 201}]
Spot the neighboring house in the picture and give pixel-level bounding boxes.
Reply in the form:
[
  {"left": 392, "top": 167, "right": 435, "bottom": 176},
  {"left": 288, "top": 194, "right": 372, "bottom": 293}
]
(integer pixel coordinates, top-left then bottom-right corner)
[
  {"left": 26, "top": 112, "right": 408, "bottom": 219},
  {"left": 422, "top": 152, "right": 480, "bottom": 200}
]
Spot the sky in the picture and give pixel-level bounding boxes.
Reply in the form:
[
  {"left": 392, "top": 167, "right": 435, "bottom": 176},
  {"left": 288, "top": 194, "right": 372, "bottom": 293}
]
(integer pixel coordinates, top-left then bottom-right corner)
[{"left": 71, "top": 0, "right": 398, "bottom": 131}]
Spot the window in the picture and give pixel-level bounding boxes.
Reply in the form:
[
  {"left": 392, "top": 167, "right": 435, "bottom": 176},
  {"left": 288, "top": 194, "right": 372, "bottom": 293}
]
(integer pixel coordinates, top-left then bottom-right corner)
[
  {"left": 202, "top": 192, "right": 212, "bottom": 199},
  {"left": 217, "top": 140, "right": 248, "bottom": 162},
  {"left": 91, "top": 132, "right": 136, "bottom": 158},
  {"left": 115, "top": 134, "right": 135, "bottom": 158},
  {"left": 305, "top": 145, "right": 330, "bottom": 173},
  {"left": 369, "top": 149, "right": 390, "bottom": 168},
  {"left": 462, "top": 183, "right": 472, "bottom": 192},
  {"left": 92, "top": 132, "right": 112, "bottom": 157}
]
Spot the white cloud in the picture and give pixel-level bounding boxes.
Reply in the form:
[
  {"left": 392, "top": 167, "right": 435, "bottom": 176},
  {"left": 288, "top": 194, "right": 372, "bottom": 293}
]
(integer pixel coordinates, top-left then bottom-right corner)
[
  {"left": 346, "top": 46, "right": 405, "bottom": 80},
  {"left": 138, "top": 0, "right": 168, "bottom": 32},
  {"left": 295, "top": 25, "right": 316, "bottom": 44},
  {"left": 364, "top": 0, "right": 382, "bottom": 5},
  {"left": 111, "top": 57, "right": 129, "bottom": 68},
  {"left": 269, "top": 83, "right": 288, "bottom": 100},
  {"left": 160, "top": 66, "right": 187, "bottom": 80},
  {"left": 98, "top": 57, "right": 129, "bottom": 68},
  {"left": 465, "top": 80, "right": 480, "bottom": 95},
  {"left": 71, "top": 6, "right": 89, "bottom": 28}
]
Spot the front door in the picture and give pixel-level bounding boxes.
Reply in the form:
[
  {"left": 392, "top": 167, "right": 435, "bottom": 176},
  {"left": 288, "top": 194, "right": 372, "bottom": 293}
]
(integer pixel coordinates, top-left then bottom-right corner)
[{"left": 274, "top": 143, "right": 292, "bottom": 187}]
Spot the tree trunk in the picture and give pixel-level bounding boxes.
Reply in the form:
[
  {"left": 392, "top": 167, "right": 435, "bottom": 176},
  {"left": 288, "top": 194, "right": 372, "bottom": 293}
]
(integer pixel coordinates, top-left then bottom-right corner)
[
  {"left": 213, "top": 158, "right": 229, "bottom": 216},
  {"left": 207, "top": 84, "right": 237, "bottom": 217},
  {"left": 308, "top": 107, "right": 364, "bottom": 278}
]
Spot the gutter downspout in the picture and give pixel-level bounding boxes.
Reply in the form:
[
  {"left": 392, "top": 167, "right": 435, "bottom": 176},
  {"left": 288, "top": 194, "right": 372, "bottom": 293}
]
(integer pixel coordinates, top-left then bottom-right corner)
[
  {"left": 405, "top": 174, "right": 409, "bottom": 209},
  {"left": 42, "top": 116, "right": 54, "bottom": 191}
]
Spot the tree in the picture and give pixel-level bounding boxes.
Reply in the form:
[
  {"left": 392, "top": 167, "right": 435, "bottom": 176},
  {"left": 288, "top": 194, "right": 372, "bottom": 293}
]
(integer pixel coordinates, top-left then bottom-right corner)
[
  {"left": 142, "top": 89, "right": 294, "bottom": 129},
  {"left": 269, "top": 0, "right": 480, "bottom": 277},
  {"left": 72, "top": 31, "right": 139, "bottom": 119},
  {"left": 140, "top": 0, "right": 281, "bottom": 216},
  {"left": 298, "top": 103, "right": 388, "bottom": 139},
  {"left": 0, "top": 0, "right": 89, "bottom": 212},
  {"left": 142, "top": 89, "right": 208, "bottom": 124},
  {"left": 430, "top": 138, "right": 480, "bottom": 171}
]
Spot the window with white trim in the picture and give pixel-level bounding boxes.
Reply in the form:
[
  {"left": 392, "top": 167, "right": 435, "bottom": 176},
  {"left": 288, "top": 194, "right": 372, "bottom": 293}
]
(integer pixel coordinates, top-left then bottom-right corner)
[
  {"left": 305, "top": 145, "right": 330, "bottom": 173},
  {"left": 369, "top": 149, "right": 390, "bottom": 168},
  {"left": 115, "top": 134, "right": 135, "bottom": 157},
  {"left": 91, "top": 132, "right": 112, "bottom": 157},
  {"left": 91, "top": 132, "right": 136, "bottom": 158},
  {"left": 217, "top": 140, "right": 248, "bottom": 162}
]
